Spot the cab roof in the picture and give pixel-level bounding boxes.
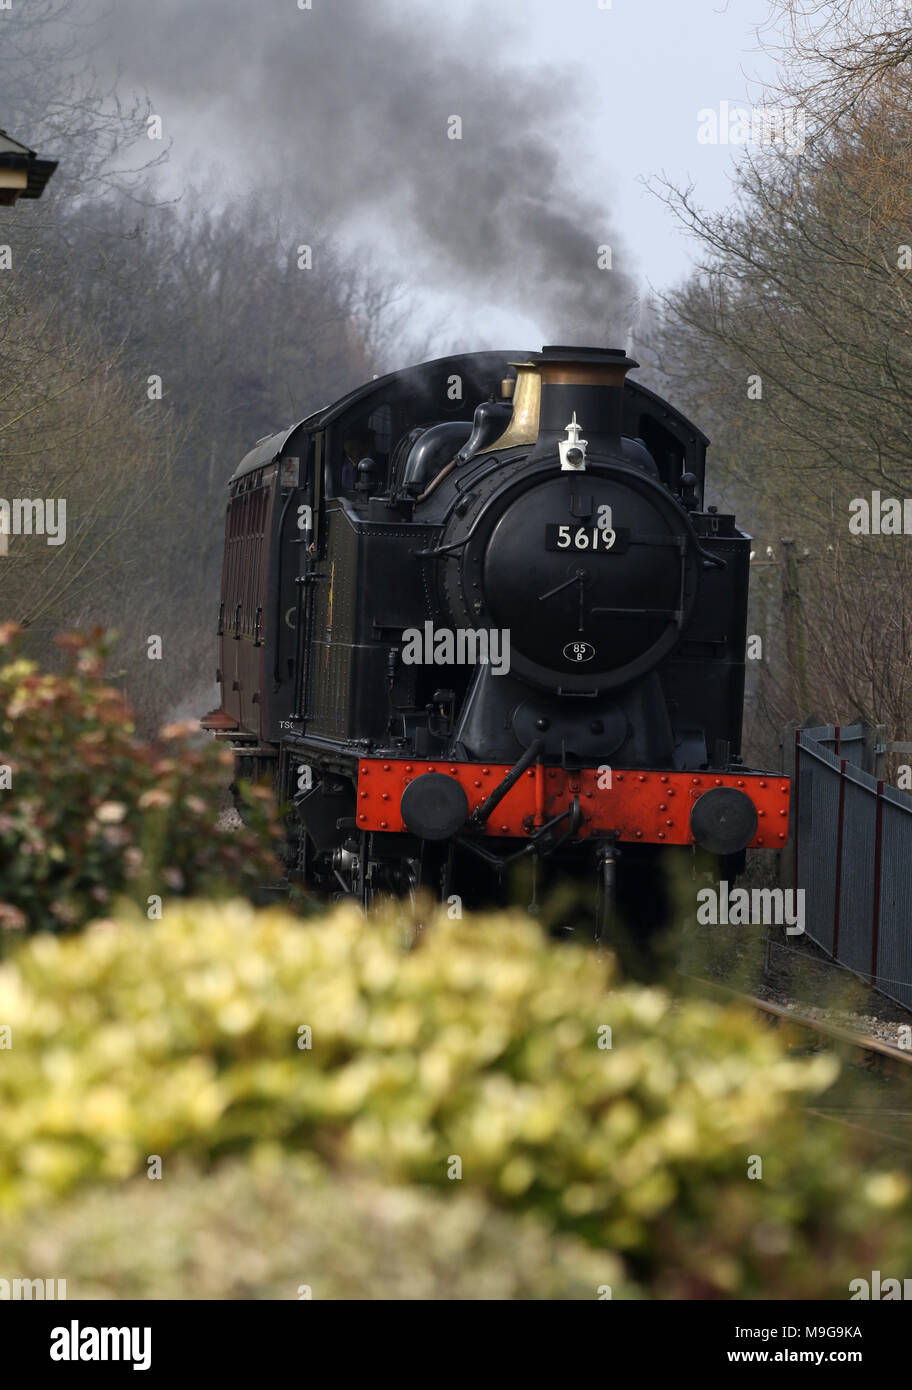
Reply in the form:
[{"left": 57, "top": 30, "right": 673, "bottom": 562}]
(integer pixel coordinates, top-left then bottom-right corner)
[{"left": 228, "top": 349, "right": 530, "bottom": 482}]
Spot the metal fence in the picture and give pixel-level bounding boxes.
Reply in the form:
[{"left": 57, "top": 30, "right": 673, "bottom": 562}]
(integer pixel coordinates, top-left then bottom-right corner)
[{"left": 789, "top": 724, "right": 912, "bottom": 1011}]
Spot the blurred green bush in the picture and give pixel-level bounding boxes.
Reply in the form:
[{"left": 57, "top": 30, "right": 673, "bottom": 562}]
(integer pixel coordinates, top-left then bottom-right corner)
[
  {"left": 0, "top": 896, "right": 909, "bottom": 1297},
  {"left": 0, "top": 1156, "right": 618, "bottom": 1300},
  {"left": 0, "top": 624, "right": 280, "bottom": 932}
]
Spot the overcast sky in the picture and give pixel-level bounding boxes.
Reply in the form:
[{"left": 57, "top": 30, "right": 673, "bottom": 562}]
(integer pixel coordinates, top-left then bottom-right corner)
[
  {"left": 497, "top": 0, "right": 781, "bottom": 285},
  {"left": 76, "top": 0, "right": 785, "bottom": 353}
]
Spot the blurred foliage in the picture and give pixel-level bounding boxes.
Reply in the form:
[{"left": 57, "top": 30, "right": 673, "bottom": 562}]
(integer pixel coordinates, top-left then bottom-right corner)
[
  {"left": 0, "top": 625, "right": 280, "bottom": 932},
  {"left": 0, "top": 895, "right": 910, "bottom": 1297},
  {"left": 0, "top": 1156, "right": 618, "bottom": 1300}
]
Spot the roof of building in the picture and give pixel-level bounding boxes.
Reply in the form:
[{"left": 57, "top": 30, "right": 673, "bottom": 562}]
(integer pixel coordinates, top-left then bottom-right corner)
[{"left": 0, "top": 128, "right": 58, "bottom": 199}]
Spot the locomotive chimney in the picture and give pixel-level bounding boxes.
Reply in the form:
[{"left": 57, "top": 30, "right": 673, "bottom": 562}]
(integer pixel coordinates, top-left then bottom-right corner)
[{"left": 528, "top": 346, "right": 637, "bottom": 461}]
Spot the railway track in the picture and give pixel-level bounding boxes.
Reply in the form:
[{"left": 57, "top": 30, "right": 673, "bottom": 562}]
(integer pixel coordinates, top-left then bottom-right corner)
[
  {"left": 747, "top": 992, "right": 912, "bottom": 1078},
  {"left": 681, "top": 972, "right": 912, "bottom": 1151},
  {"left": 681, "top": 973, "right": 912, "bottom": 1077}
]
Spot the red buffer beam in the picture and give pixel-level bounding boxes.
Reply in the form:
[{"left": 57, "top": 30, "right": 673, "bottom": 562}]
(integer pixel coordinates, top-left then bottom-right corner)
[{"left": 356, "top": 759, "right": 790, "bottom": 847}]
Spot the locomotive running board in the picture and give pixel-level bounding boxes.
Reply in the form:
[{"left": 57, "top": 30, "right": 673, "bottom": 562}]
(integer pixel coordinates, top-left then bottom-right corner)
[{"left": 355, "top": 758, "right": 790, "bottom": 848}]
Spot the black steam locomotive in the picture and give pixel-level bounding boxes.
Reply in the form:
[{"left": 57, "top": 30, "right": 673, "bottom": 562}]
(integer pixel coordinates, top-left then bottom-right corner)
[{"left": 202, "top": 347, "right": 789, "bottom": 928}]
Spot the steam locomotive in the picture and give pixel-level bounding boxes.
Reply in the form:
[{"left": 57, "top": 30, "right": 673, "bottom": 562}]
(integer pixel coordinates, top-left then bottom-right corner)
[{"left": 202, "top": 346, "right": 789, "bottom": 930}]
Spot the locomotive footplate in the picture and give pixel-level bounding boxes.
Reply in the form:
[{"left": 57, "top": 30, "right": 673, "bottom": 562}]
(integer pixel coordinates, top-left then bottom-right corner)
[{"left": 356, "top": 759, "right": 790, "bottom": 849}]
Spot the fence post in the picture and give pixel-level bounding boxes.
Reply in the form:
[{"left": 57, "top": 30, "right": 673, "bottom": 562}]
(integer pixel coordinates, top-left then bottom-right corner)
[
  {"left": 874, "top": 725, "right": 887, "bottom": 781},
  {"left": 871, "top": 780, "right": 884, "bottom": 987},
  {"left": 779, "top": 719, "right": 801, "bottom": 889},
  {"left": 855, "top": 717, "right": 887, "bottom": 778},
  {"left": 832, "top": 759, "right": 847, "bottom": 957}
]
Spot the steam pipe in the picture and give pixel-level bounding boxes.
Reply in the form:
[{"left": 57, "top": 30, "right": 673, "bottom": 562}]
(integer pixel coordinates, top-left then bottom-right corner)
[{"left": 471, "top": 738, "right": 545, "bottom": 825}]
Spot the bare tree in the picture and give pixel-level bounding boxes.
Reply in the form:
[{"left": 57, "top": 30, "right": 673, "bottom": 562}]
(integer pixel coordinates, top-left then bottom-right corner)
[{"left": 646, "top": 2, "right": 912, "bottom": 758}]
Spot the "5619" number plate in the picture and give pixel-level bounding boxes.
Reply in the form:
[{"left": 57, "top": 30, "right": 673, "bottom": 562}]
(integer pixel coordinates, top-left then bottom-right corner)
[{"left": 545, "top": 524, "right": 629, "bottom": 554}]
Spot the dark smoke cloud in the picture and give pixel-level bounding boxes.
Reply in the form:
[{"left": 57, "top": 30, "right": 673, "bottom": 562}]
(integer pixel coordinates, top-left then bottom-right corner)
[{"left": 81, "top": 0, "right": 636, "bottom": 344}]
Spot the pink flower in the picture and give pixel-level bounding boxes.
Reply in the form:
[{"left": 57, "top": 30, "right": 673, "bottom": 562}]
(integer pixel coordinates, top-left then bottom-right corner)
[
  {"left": 0, "top": 901, "right": 26, "bottom": 930},
  {"left": 100, "top": 826, "right": 131, "bottom": 849},
  {"left": 138, "top": 789, "right": 171, "bottom": 810},
  {"left": 49, "top": 901, "right": 79, "bottom": 925}
]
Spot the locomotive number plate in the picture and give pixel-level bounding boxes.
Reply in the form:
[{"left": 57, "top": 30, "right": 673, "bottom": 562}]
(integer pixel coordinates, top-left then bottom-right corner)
[{"left": 545, "top": 524, "right": 629, "bottom": 554}]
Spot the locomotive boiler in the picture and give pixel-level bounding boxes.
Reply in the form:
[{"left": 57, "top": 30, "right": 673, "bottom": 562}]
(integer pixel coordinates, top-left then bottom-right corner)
[{"left": 202, "top": 346, "right": 789, "bottom": 931}]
